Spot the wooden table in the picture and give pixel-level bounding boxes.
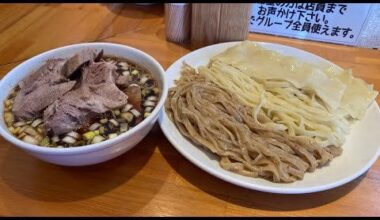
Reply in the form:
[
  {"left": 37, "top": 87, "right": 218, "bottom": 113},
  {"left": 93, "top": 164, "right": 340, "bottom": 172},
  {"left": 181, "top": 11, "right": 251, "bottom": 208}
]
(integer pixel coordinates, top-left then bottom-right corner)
[{"left": 0, "top": 3, "right": 379, "bottom": 216}]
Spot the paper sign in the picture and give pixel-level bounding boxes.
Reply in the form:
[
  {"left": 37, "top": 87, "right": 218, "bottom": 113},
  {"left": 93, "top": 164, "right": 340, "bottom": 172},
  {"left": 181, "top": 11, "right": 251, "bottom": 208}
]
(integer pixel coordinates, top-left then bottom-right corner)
[{"left": 249, "top": 3, "right": 372, "bottom": 47}]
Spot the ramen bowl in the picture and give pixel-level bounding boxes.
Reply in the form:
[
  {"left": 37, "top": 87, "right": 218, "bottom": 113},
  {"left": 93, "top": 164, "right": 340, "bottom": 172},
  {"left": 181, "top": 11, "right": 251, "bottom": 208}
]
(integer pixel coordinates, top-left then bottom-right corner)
[{"left": 0, "top": 43, "right": 167, "bottom": 166}]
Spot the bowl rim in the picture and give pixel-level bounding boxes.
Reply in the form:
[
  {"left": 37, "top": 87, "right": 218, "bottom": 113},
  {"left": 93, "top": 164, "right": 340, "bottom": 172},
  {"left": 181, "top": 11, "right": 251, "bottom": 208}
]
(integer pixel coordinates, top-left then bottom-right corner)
[{"left": 0, "top": 42, "right": 168, "bottom": 155}]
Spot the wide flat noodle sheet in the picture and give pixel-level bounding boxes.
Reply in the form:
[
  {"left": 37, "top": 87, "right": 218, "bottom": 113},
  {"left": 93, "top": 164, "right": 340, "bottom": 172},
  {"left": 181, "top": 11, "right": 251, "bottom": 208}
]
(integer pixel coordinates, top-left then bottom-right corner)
[
  {"left": 326, "top": 66, "right": 378, "bottom": 119},
  {"left": 212, "top": 41, "right": 378, "bottom": 119}
]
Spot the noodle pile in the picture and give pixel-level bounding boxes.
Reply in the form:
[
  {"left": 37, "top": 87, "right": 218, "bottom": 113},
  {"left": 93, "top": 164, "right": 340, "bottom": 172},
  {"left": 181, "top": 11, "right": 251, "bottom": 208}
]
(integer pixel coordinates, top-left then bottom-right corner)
[
  {"left": 165, "top": 42, "right": 377, "bottom": 183},
  {"left": 165, "top": 64, "right": 342, "bottom": 183},
  {"left": 200, "top": 60, "right": 349, "bottom": 147},
  {"left": 206, "top": 42, "right": 378, "bottom": 147}
]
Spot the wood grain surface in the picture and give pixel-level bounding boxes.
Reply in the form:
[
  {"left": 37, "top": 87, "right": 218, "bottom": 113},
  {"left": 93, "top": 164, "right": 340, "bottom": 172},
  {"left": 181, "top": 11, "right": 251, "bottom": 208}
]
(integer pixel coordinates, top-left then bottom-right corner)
[
  {"left": 164, "top": 3, "right": 191, "bottom": 43},
  {"left": 0, "top": 3, "right": 379, "bottom": 217},
  {"left": 218, "top": 3, "right": 252, "bottom": 42},
  {"left": 191, "top": 3, "right": 251, "bottom": 48},
  {"left": 191, "top": 3, "right": 222, "bottom": 49}
]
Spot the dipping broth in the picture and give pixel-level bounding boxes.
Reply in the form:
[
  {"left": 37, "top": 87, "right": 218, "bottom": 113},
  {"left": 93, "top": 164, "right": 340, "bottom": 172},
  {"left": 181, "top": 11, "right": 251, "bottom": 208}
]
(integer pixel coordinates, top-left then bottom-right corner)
[{"left": 3, "top": 54, "right": 160, "bottom": 148}]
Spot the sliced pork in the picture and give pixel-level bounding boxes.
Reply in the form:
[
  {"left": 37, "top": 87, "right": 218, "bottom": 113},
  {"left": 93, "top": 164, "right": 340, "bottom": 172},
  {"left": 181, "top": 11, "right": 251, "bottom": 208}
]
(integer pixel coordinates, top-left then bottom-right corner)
[
  {"left": 12, "top": 59, "right": 75, "bottom": 120},
  {"left": 43, "top": 61, "right": 129, "bottom": 135},
  {"left": 61, "top": 49, "right": 100, "bottom": 78},
  {"left": 12, "top": 49, "right": 102, "bottom": 121}
]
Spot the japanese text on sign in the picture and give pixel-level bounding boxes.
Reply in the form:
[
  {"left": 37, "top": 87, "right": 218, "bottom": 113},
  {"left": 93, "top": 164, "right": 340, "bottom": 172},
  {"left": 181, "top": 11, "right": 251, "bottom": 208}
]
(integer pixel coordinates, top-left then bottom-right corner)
[{"left": 249, "top": 3, "right": 372, "bottom": 45}]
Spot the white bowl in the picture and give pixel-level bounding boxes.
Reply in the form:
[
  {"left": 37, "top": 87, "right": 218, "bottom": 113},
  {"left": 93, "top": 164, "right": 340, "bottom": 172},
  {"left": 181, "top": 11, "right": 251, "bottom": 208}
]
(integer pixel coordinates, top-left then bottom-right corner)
[{"left": 0, "top": 43, "right": 167, "bottom": 166}]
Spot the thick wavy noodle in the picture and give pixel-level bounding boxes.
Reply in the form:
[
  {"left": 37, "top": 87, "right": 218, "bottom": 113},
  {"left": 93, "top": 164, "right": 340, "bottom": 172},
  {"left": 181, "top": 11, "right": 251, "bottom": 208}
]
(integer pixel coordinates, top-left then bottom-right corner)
[{"left": 165, "top": 63, "right": 342, "bottom": 183}]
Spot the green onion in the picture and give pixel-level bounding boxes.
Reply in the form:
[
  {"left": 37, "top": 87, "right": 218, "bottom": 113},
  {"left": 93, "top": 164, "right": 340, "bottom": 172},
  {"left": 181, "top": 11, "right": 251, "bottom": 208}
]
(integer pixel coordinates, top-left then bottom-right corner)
[
  {"left": 22, "top": 135, "right": 38, "bottom": 145},
  {"left": 108, "top": 133, "right": 118, "bottom": 139},
  {"left": 89, "top": 123, "right": 100, "bottom": 131},
  {"left": 92, "top": 135, "right": 105, "bottom": 144},
  {"left": 83, "top": 131, "right": 96, "bottom": 140},
  {"left": 121, "top": 112, "right": 134, "bottom": 122},
  {"left": 4, "top": 112, "right": 14, "bottom": 126},
  {"left": 31, "top": 118, "right": 43, "bottom": 127}
]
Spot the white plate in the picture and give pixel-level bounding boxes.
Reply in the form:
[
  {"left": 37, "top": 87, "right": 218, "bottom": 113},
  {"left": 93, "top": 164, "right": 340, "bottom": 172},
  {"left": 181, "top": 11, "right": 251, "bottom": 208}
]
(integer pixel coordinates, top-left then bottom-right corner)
[{"left": 158, "top": 41, "right": 380, "bottom": 194}]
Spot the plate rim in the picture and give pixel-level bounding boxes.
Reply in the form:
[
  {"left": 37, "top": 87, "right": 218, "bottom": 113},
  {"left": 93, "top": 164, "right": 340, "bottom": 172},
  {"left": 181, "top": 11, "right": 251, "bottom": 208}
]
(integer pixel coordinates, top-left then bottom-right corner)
[{"left": 159, "top": 40, "right": 380, "bottom": 194}]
